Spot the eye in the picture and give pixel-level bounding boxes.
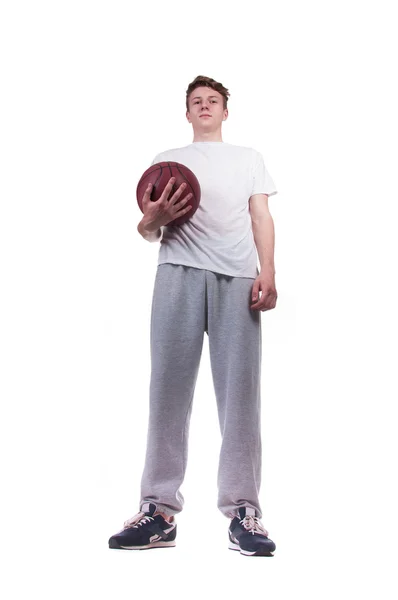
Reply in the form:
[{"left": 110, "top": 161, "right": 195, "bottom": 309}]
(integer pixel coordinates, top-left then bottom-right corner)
[{"left": 193, "top": 100, "right": 217, "bottom": 104}]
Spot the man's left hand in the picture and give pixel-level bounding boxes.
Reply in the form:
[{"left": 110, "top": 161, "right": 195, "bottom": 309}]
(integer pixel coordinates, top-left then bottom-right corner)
[{"left": 250, "top": 271, "right": 278, "bottom": 311}]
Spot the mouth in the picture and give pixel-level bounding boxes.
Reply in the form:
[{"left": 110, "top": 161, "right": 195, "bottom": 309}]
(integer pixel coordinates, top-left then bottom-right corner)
[{"left": 200, "top": 114, "right": 211, "bottom": 118}]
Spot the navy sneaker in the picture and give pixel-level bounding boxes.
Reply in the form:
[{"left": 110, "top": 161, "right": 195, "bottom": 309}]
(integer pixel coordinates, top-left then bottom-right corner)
[
  {"left": 108, "top": 502, "right": 177, "bottom": 551},
  {"left": 228, "top": 507, "right": 276, "bottom": 556}
]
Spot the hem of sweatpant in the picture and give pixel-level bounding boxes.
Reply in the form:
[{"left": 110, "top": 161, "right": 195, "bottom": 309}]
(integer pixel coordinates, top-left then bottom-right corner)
[
  {"left": 224, "top": 509, "right": 263, "bottom": 520},
  {"left": 140, "top": 502, "right": 176, "bottom": 518}
]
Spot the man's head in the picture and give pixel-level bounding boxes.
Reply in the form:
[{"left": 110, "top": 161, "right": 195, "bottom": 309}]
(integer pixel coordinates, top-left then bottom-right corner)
[{"left": 185, "top": 75, "right": 230, "bottom": 138}]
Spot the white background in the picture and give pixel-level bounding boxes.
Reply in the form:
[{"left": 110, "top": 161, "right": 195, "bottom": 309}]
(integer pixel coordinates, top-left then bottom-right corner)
[{"left": 1, "top": 0, "right": 397, "bottom": 598}]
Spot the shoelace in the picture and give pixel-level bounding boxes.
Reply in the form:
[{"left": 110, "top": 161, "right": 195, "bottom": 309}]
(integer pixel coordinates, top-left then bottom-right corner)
[
  {"left": 123, "top": 511, "right": 154, "bottom": 529},
  {"left": 240, "top": 515, "right": 269, "bottom": 537}
]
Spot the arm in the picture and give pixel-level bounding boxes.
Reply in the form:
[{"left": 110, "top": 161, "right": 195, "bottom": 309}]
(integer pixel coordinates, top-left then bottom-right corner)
[
  {"left": 249, "top": 194, "right": 276, "bottom": 274},
  {"left": 137, "top": 217, "right": 163, "bottom": 243}
]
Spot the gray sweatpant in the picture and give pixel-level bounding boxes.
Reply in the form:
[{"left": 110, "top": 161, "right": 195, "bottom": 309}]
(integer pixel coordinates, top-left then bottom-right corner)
[{"left": 139, "top": 263, "right": 264, "bottom": 520}]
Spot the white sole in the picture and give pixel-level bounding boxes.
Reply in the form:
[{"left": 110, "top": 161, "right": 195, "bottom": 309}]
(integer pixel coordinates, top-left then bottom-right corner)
[
  {"left": 119, "top": 540, "right": 176, "bottom": 550},
  {"left": 228, "top": 540, "right": 273, "bottom": 556},
  {"left": 228, "top": 541, "right": 241, "bottom": 551},
  {"left": 228, "top": 541, "right": 256, "bottom": 556}
]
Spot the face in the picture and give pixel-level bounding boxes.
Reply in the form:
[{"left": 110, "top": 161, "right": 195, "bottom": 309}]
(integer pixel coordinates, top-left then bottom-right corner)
[{"left": 186, "top": 86, "right": 228, "bottom": 132}]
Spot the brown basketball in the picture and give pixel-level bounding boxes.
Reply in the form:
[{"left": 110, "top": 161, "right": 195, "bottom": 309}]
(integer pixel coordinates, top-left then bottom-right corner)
[{"left": 136, "top": 161, "right": 201, "bottom": 227}]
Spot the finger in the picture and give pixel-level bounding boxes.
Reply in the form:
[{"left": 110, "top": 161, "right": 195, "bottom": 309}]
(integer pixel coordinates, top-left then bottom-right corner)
[
  {"left": 141, "top": 184, "right": 152, "bottom": 209},
  {"left": 250, "top": 299, "right": 260, "bottom": 309},
  {"left": 169, "top": 182, "right": 187, "bottom": 203},
  {"left": 177, "top": 192, "right": 192, "bottom": 207},
  {"left": 164, "top": 177, "right": 176, "bottom": 192},
  {"left": 250, "top": 295, "right": 266, "bottom": 309},
  {"left": 251, "top": 303, "right": 265, "bottom": 311},
  {"left": 251, "top": 290, "right": 260, "bottom": 302}
]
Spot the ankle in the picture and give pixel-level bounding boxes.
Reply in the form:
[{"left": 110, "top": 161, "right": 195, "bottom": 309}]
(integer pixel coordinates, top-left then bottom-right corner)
[{"left": 155, "top": 511, "right": 173, "bottom": 522}]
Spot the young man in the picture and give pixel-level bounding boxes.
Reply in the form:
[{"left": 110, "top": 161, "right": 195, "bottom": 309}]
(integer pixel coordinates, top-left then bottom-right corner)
[{"left": 108, "top": 76, "right": 278, "bottom": 557}]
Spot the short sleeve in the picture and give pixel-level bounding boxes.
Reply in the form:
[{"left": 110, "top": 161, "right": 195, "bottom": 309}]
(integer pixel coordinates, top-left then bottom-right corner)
[{"left": 251, "top": 151, "right": 277, "bottom": 197}]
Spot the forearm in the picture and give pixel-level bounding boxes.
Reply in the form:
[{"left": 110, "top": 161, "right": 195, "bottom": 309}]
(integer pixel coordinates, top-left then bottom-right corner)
[
  {"left": 137, "top": 218, "right": 162, "bottom": 243},
  {"left": 251, "top": 214, "right": 276, "bottom": 273}
]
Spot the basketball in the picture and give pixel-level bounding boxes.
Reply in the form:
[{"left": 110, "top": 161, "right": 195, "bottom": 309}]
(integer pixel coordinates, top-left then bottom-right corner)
[{"left": 136, "top": 161, "right": 201, "bottom": 227}]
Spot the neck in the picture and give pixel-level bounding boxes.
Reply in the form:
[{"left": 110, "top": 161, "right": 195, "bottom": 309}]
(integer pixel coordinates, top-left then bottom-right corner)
[
  {"left": 192, "top": 140, "right": 223, "bottom": 143},
  {"left": 192, "top": 131, "right": 223, "bottom": 143}
]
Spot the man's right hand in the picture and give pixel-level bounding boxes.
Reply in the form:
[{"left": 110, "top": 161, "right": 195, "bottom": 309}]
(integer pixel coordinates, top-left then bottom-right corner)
[{"left": 141, "top": 177, "right": 193, "bottom": 231}]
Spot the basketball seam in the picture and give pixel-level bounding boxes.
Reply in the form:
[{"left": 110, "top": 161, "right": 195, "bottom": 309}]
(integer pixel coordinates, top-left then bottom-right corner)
[{"left": 146, "top": 162, "right": 195, "bottom": 199}]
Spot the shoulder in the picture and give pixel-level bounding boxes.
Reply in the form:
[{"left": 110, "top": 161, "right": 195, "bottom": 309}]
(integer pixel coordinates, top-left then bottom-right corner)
[
  {"left": 225, "top": 143, "right": 259, "bottom": 160},
  {"left": 223, "top": 142, "right": 254, "bottom": 151},
  {"left": 151, "top": 146, "right": 190, "bottom": 164}
]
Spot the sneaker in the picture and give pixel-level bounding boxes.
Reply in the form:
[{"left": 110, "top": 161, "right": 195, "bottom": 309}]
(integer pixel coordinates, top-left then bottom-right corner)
[
  {"left": 108, "top": 502, "right": 177, "bottom": 550},
  {"left": 228, "top": 507, "right": 276, "bottom": 556}
]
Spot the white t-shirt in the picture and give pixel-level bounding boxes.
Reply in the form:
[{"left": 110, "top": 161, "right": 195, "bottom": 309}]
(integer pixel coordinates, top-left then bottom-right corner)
[{"left": 150, "top": 141, "right": 277, "bottom": 279}]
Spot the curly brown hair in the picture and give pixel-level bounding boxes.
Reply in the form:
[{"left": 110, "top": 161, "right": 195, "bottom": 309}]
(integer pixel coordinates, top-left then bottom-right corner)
[{"left": 186, "top": 75, "right": 230, "bottom": 112}]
